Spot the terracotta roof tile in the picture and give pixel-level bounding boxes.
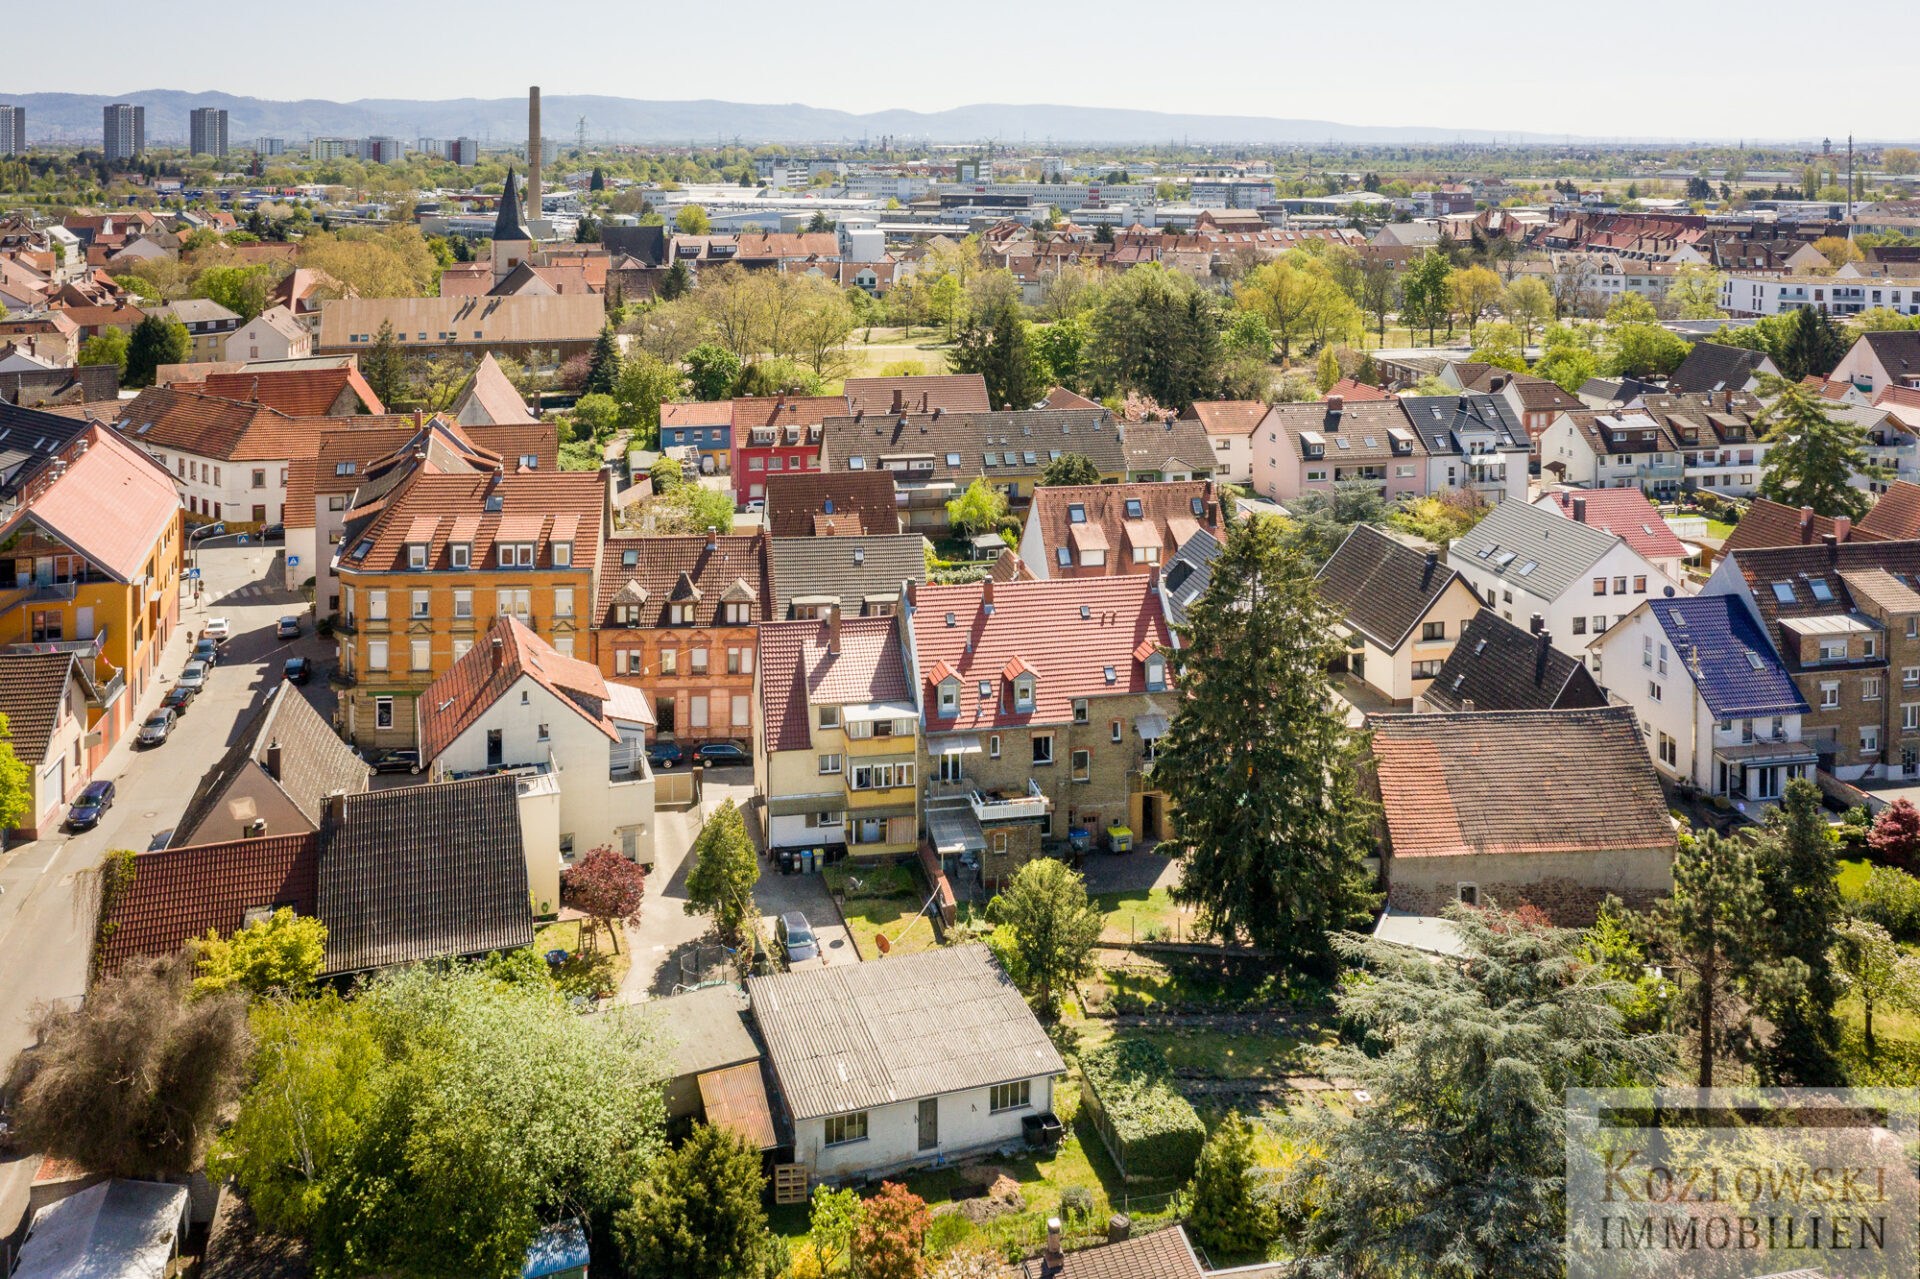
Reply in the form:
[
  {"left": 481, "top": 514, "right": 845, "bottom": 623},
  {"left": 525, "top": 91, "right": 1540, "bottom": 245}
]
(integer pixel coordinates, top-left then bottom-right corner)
[
  {"left": 0, "top": 652, "right": 85, "bottom": 766},
  {"left": 2, "top": 425, "right": 178, "bottom": 582},
  {"left": 1029, "top": 483, "right": 1219, "bottom": 578},
  {"left": 1537, "top": 488, "right": 1689, "bottom": 561},
  {"left": 913, "top": 576, "right": 1170, "bottom": 730},
  {"left": 763, "top": 470, "right": 900, "bottom": 537},
  {"left": 338, "top": 468, "right": 604, "bottom": 575},
  {"left": 100, "top": 834, "right": 320, "bottom": 973},
  {"left": 1181, "top": 400, "right": 1268, "bottom": 437},
  {"left": 197, "top": 366, "right": 385, "bottom": 417},
  {"left": 758, "top": 615, "right": 910, "bottom": 752},
  {"left": 1859, "top": 480, "right": 1920, "bottom": 541},
  {"left": 419, "top": 616, "right": 617, "bottom": 760},
  {"left": 596, "top": 533, "right": 771, "bottom": 627},
  {"left": 1722, "top": 497, "right": 1883, "bottom": 555},
  {"left": 842, "top": 374, "right": 990, "bottom": 416},
  {"left": 1369, "top": 707, "right": 1672, "bottom": 860}
]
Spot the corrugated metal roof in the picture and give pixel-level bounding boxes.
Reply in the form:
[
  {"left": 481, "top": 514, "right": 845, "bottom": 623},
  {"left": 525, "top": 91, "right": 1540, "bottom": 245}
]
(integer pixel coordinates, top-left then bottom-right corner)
[{"left": 746, "top": 945, "right": 1063, "bottom": 1120}]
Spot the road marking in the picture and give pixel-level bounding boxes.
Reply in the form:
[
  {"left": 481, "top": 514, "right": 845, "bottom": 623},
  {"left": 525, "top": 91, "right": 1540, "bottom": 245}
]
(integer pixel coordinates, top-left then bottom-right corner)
[{"left": 40, "top": 843, "right": 64, "bottom": 874}]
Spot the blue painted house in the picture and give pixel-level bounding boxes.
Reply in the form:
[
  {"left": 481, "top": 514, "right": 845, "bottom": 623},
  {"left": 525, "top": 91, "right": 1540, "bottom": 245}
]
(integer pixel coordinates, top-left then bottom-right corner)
[{"left": 661, "top": 402, "right": 733, "bottom": 474}]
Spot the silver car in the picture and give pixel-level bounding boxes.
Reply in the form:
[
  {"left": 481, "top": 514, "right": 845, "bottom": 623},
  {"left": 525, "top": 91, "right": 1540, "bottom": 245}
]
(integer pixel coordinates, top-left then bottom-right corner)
[
  {"left": 779, "top": 912, "right": 820, "bottom": 964},
  {"left": 136, "top": 710, "right": 175, "bottom": 747},
  {"left": 177, "top": 661, "right": 209, "bottom": 693}
]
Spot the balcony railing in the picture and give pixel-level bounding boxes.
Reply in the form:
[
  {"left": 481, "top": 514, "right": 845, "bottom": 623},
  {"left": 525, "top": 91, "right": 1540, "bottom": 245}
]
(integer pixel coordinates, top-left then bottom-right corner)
[
  {"left": 967, "top": 778, "right": 1050, "bottom": 822},
  {"left": 90, "top": 667, "right": 126, "bottom": 708},
  {"left": 2, "top": 628, "right": 107, "bottom": 658},
  {"left": 1638, "top": 462, "right": 1684, "bottom": 480},
  {"left": 0, "top": 580, "right": 81, "bottom": 618}
]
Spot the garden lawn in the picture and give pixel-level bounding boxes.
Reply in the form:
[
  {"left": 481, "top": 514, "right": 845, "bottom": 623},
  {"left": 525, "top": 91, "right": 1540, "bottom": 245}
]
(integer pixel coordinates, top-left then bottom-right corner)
[
  {"left": 533, "top": 918, "right": 629, "bottom": 999},
  {"left": 1091, "top": 887, "right": 1191, "bottom": 943},
  {"left": 825, "top": 864, "right": 944, "bottom": 959},
  {"left": 1837, "top": 858, "right": 1873, "bottom": 896},
  {"left": 1837, "top": 990, "right": 1920, "bottom": 1086}
]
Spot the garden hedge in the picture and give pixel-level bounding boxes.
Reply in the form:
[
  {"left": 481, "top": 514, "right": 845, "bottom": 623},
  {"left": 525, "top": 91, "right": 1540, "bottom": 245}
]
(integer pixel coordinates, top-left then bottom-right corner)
[{"left": 1078, "top": 1038, "right": 1206, "bottom": 1183}]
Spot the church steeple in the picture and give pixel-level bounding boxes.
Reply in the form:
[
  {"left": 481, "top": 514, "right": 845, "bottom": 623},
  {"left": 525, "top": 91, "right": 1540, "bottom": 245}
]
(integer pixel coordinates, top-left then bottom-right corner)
[{"left": 494, "top": 166, "right": 532, "bottom": 243}]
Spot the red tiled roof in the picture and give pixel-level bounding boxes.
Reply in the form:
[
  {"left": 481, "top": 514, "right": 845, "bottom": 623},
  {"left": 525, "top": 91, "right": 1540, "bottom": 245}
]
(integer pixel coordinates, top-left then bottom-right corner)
[
  {"left": 1722, "top": 497, "right": 1885, "bottom": 554},
  {"left": 758, "top": 615, "right": 910, "bottom": 752},
  {"left": 197, "top": 366, "right": 385, "bottom": 417},
  {"left": 4, "top": 425, "right": 178, "bottom": 582},
  {"left": 763, "top": 470, "right": 900, "bottom": 538},
  {"left": 1859, "top": 480, "right": 1920, "bottom": 541},
  {"left": 1044, "top": 386, "right": 1101, "bottom": 411},
  {"left": 1369, "top": 707, "right": 1672, "bottom": 860},
  {"left": 419, "top": 616, "right": 617, "bottom": 759},
  {"left": 1537, "top": 488, "right": 1688, "bottom": 561},
  {"left": 1028, "top": 482, "right": 1220, "bottom": 578},
  {"left": 912, "top": 576, "right": 1170, "bottom": 730},
  {"left": 1327, "top": 378, "right": 1390, "bottom": 402},
  {"left": 0, "top": 652, "right": 85, "bottom": 766},
  {"left": 842, "top": 374, "right": 991, "bottom": 416},
  {"left": 731, "top": 395, "right": 851, "bottom": 430},
  {"left": 1181, "top": 400, "right": 1267, "bottom": 437},
  {"left": 116, "top": 386, "right": 415, "bottom": 462},
  {"left": 100, "top": 834, "right": 320, "bottom": 972},
  {"left": 661, "top": 401, "right": 733, "bottom": 428},
  {"left": 338, "top": 468, "right": 604, "bottom": 575}
]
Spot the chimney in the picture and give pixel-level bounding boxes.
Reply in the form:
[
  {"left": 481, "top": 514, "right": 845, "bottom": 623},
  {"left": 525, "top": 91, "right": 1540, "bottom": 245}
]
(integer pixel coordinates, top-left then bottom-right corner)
[
  {"left": 1044, "top": 1218, "right": 1064, "bottom": 1272},
  {"left": 413, "top": 409, "right": 423, "bottom": 429},
  {"left": 1463, "top": 697, "right": 1476, "bottom": 713},
  {"left": 1536, "top": 629, "right": 1552, "bottom": 680},
  {"left": 265, "top": 740, "right": 283, "bottom": 781},
  {"left": 1529, "top": 613, "right": 1544, "bottom": 635},
  {"left": 906, "top": 581, "right": 918, "bottom": 607},
  {"left": 526, "top": 86, "right": 542, "bottom": 225},
  {"left": 325, "top": 789, "right": 348, "bottom": 826},
  {"left": 1422, "top": 550, "right": 1437, "bottom": 588},
  {"left": 1800, "top": 505, "right": 1815, "bottom": 544},
  {"left": 1571, "top": 495, "right": 1587, "bottom": 523},
  {"left": 492, "top": 633, "right": 505, "bottom": 670},
  {"left": 827, "top": 603, "right": 841, "bottom": 655},
  {"left": 1823, "top": 532, "right": 1838, "bottom": 562},
  {"left": 1835, "top": 515, "right": 1852, "bottom": 542},
  {"left": 982, "top": 577, "right": 996, "bottom": 609},
  {"left": 891, "top": 388, "right": 904, "bottom": 413},
  {"left": 1327, "top": 394, "right": 1345, "bottom": 412}
]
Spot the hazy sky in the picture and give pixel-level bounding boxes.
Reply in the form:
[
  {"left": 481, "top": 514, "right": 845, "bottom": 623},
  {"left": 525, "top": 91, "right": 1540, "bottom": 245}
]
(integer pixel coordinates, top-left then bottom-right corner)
[{"left": 10, "top": 0, "right": 1917, "bottom": 142}]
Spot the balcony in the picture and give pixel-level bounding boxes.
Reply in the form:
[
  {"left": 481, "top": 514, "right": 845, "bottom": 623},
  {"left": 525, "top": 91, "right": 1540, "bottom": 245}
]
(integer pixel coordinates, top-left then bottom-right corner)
[
  {"left": 965, "top": 778, "right": 1050, "bottom": 823},
  {"left": 1637, "top": 462, "right": 1684, "bottom": 481},
  {"left": 2, "top": 627, "right": 108, "bottom": 659},
  {"left": 0, "top": 580, "right": 80, "bottom": 619}
]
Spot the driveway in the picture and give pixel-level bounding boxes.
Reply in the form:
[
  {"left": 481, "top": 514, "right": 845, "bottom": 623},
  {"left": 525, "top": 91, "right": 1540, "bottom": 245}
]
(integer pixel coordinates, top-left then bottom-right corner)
[
  {"left": 754, "top": 861, "right": 856, "bottom": 969},
  {"left": 619, "top": 766, "right": 760, "bottom": 1000}
]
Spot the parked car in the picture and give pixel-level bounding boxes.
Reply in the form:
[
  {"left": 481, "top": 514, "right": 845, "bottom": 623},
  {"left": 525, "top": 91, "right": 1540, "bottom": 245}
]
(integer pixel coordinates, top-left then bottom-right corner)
[
  {"left": 191, "top": 639, "right": 220, "bottom": 668},
  {"left": 693, "top": 741, "right": 749, "bottom": 766},
  {"left": 162, "top": 686, "right": 195, "bottom": 715},
  {"left": 136, "top": 709, "right": 176, "bottom": 747},
  {"left": 362, "top": 748, "right": 420, "bottom": 775},
  {"left": 260, "top": 524, "right": 285, "bottom": 543},
  {"left": 277, "top": 615, "right": 301, "bottom": 640},
  {"left": 201, "top": 617, "right": 232, "bottom": 641},
  {"left": 778, "top": 912, "right": 820, "bottom": 964},
  {"left": 177, "top": 661, "right": 209, "bottom": 693},
  {"left": 284, "top": 656, "right": 312, "bottom": 684},
  {"left": 146, "top": 829, "right": 175, "bottom": 852},
  {"left": 66, "top": 780, "right": 115, "bottom": 831},
  {"left": 647, "top": 739, "right": 683, "bottom": 769}
]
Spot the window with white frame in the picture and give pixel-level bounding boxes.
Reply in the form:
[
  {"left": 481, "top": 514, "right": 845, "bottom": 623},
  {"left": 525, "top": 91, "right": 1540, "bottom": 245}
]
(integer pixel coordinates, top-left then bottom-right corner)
[
  {"left": 659, "top": 649, "right": 678, "bottom": 675},
  {"left": 989, "top": 734, "right": 1001, "bottom": 759},
  {"left": 1014, "top": 677, "right": 1034, "bottom": 710},
  {"left": 1072, "top": 748, "right": 1090, "bottom": 781},
  {"left": 725, "top": 602, "right": 750, "bottom": 624},
  {"left": 369, "top": 589, "right": 388, "bottom": 620},
  {"left": 552, "top": 542, "right": 572, "bottom": 568},
  {"left": 1032, "top": 734, "right": 1053, "bottom": 765},
  {"left": 554, "top": 588, "right": 574, "bottom": 619},
  {"left": 368, "top": 639, "right": 389, "bottom": 670},
  {"left": 818, "top": 705, "right": 840, "bottom": 729},
  {"left": 733, "top": 695, "right": 749, "bottom": 727},
  {"left": 375, "top": 697, "right": 393, "bottom": 729},
  {"left": 1822, "top": 681, "right": 1841, "bottom": 708},
  {"left": 691, "top": 648, "right": 709, "bottom": 674},
  {"left": 1072, "top": 698, "right": 1089, "bottom": 724},
  {"left": 454, "top": 589, "right": 472, "bottom": 619},
  {"left": 819, "top": 753, "right": 842, "bottom": 775},
  {"left": 938, "top": 682, "right": 958, "bottom": 715},
  {"left": 451, "top": 543, "right": 471, "bottom": 569},
  {"left": 1863, "top": 725, "right": 1882, "bottom": 754},
  {"left": 410, "top": 639, "right": 429, "bottom": 671},
  {"left": 1905, "top": 704, "right": 1920, "bottom": 732},
  {"left": 407, "top": 543, "right": 427, "bottom": 569},
  {"left": 989, "top": 1081, "right": 1031, "bottom": 1113},
  {"left": 1865, "top": 678, "right": 1882, "bottom": 701},
  {"left": 411, "top": 590, "right": 430, "bottom": 619}
]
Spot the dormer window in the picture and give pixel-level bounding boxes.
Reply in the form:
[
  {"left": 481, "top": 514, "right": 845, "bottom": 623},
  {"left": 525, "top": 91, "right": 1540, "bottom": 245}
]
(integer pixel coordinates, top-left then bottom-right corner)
[
  {"left": 520, "top": 454, "right": 538, "bottom": 469},
  {"left": 335, "top": 461, "right": 356, "bottom": 476},
  {"left": 1014, "top": 677, "right": 1035, "bottom": 711},
  {"left": 407, "top": 543, "right": 427, "bottom": 569},
  {"left": 1146, "top": 654, "right": 1167, "bottom": 690},
  {"left": 499, "top": 543, "right": 534, "bottom": 568},
  {"left": 670, "top": 603, "right": 694, "bottom": 625},
  {"left": 618, "top": 604, "right": 641, "bottom": 626},
  {"left": 938, "top": 679, "right": 960, "bottom": 715},
  {"left": 552, "top": 542, "right": 572, "bottom": 568},
  {"left": 451, "top": 543, "right": 470, "bottom": 569}
]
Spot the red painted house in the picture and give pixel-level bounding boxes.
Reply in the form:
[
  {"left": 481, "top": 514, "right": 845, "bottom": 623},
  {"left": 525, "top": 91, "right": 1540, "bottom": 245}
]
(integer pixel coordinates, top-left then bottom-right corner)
[{"left": 730, "top": 395, "right": 849, "bottom": 508}]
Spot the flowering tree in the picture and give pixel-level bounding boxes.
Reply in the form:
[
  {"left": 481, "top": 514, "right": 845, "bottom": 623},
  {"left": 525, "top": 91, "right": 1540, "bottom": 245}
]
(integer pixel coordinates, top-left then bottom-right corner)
[
  {"left": 1870, "top": 798, "right": 1920, "bottom": 869},
  {"left": 561, "top": 846, "right": 646, "bottom": 953},
  {"left": 850, "top": 1182, "right": 929, "bottom": 1279}
]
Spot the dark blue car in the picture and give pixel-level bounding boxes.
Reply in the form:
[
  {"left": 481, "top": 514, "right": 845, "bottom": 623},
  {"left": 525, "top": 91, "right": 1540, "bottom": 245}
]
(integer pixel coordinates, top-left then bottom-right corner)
[
  {"left": 694, "top": 741, "right": 749, "bottom": 766},
  {"left": 67, "top": 780, "right": 116, "bottom": 831},
  {"left": 646, "top": 740, "right": 683, "bottom": 769}
]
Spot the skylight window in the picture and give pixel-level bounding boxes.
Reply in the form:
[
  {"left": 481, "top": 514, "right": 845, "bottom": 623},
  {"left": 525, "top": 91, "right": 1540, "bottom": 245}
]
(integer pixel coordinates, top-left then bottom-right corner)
[
  {"left": 945, "top": 612, "right": 956, "bottom": 626},
  {"left": 849, "top": 456, "right": 866, "bottom": 470},
  {"left": 1336, "top": 437, "right": 1351, "bottom": 450},
  {"left": 484, "top": 494, "right": 503, "bottom": 513},
  {"left": 946, "top": 453, "right": 960, "bottom": 467},
  {"left": 1055, "top": 547, "right": 1070, "bottom": 567},
  {"left": 1067, "top": 504, "right": 1086, "bottom": 523},
  {"left": 978, "top": 680, "right": 992, "bottom": 699},
  {"left": 1474, "top": 639, "right": 1487, "bottom": 654},
  {"left": 1517, "top": 560, "right": 1538, "bottom": 576},
  {"left": 1494, "top": 551, "right": 1517, "bottom": 568},
  {"left": 623, "top": 549, "right": 638, "bottom": 567},
  {"left": 1772, "top": 582, "right": 1797, "bottom": 604},
  {"left": 1190, "top": 497, "right": 1205, "bottom": 517},
  {"left": 1103, "top": 665, "right": 1117, "bottom": 684},
  {"left": 1023, "top": 451, "right": 1036, "bottom": 466},
  {"left": 1125, "top": 498, "right": 1143, "bottom": 519},
  {"left": 1808, "top": 579, "right": 1833, "bottom": 602},
  {"left": 1476, "top": 545, "right": 1495, "bottom": 559},
  {"left": 1746, "top": 651, "right": 1765, "bottom": 670},
  {"left": 1363, "top": 437, "right": 1378, "bottom": 448},
  {"left": 1049, "top": 450, "right": 1062, "bottom": 461},
  {"left": 1080, "top": 605, "right": 1091, "bottom": 619},
  {"left": 983, "top": 453, "right": 997, "bottom": 467}
]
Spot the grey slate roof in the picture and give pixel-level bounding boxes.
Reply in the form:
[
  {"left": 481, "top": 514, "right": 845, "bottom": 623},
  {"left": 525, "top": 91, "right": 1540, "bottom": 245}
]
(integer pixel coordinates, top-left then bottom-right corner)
[
  {"left": 0, "top": 400, "right": 88, "bottom": 501},
  {"left": 1161, "top": 527, "right": 1221, "bottom": 629},
  {"left": 172, "top": 683, "right": 371, "bottom": 848},
  {"left": 1315, "top": 524, "right": 1463, "bottom": 651},
  {"left": 746, "top": 944, "right": 1064, "bottom": 1121},
  {"left": 1397, "top": 392, "right": 1526, "bottom": 455},
  {"left": 1422, "top": 611, "right": 1606, "bottom": 713},
  {"left": 1449, "top": 498, "right": 1621, "bottom": 602},
  {"left": 819, "top": 408, "right": 1126, "bottom": 479},
  {"left": 1670, "top": 341, "right": 1774, "bottom": 393},
  {"left": 318, "top": 774, "right": 533, "bottom": 973},
  {"left": 768, "top": 532, "right": 927, "bottom": 619}
]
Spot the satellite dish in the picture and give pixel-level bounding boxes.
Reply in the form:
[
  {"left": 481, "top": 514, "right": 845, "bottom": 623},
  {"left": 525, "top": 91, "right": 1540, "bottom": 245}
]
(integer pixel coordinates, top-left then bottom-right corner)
[
  {"left": 1664, "top": 585, "right": 1676, "bottom": 597},
  {"left": 875, "top": 932, "right": 892, "bottom": 955}
]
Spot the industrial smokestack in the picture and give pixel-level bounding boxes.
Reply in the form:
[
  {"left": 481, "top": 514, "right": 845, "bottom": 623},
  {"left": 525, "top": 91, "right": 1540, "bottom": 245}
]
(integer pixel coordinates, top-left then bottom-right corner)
[{"left": 527, "top": 86, "right": 543, "bottom": 226}]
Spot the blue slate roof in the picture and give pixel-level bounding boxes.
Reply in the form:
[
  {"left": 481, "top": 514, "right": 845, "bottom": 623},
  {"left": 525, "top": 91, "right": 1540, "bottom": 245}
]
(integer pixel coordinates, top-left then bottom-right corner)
[{"left": 1649, "top": 595, "right": 1807, "bottom": 719}]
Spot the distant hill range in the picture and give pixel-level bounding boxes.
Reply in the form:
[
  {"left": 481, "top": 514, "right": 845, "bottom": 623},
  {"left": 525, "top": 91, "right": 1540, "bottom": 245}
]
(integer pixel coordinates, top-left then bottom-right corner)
[{"left": 0, "top": 90, "right": 1585, "bottom": 147}]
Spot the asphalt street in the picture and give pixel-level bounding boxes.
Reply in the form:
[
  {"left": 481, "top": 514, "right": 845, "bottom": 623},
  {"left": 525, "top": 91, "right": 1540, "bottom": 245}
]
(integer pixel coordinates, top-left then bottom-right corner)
[{"left": 0, "top": 537, "right": 332, "bottom": 1241}]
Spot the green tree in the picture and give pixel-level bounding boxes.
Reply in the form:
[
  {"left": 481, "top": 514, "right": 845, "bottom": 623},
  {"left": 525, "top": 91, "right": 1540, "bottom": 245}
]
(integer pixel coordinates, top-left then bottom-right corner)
[
  {"left": 1188, "top": 1114, "right": 1275, "bottom": 1258},
  {"left": 1154, "top": 514, "right": 1377, "bottom": 970},
  {"left": 1399, "top": 249, "right": 1455, "bottom": 345},
  {"left": 194, "top": 263, "right": 274, "bottom": 321},
  {"left": 987, "top": 859, "right": 1103, "bottom": 1015},
  {"left": 124, "top": 314, "right": 189, "bottom": 387},
  {"left": 658, "top": 259, "right": 691, "bottom": 301},
  {"left": 5, "top": 954, "right": 250, "bottom": 1179},
  {"left": 1087, "top": 264, "right": 1227, "bottom": 410},
  {"left": 616, "top": 1122, "right": 770, "bottom": 1279},
  {"left": 1032, "top": 314, "right": 1088, "bottom": 391},
  {"left": 1500, "top": 276, "right": 1553, "bottom": 344},
  {"left": 805, "top": 1185, "right": 861, "bottom": 1276},
  {"left": 0, "top": 712, "right": 34, "bottom": 830},
  {"left": 684, "top": 343, "right": 741, "bottom": 400},
  {"left": 1832, "top": 918, "right": 1920, "bottom": 1058},
  {"left": 1533, "top": 343, "right": 1600, "bottom": 395},
  {"left": 649, "top": 455, "right": 686, "bottom": 493},
  {"left": 77, "top": 326, "right": 129, "bottom": 374},
  {"left": 1751, "top": 778, "right": 1845, "bottom": 1084},
  {"left": 1602, "top": 322, "right": 1688, "bottom": 379},
  {"left": 218, "top": 966, "right": 667, "bottom": 1278},
  {"left": 1278, "top": 479, "right": 1391, "bottom": 568},
  {"left": 571, "top": 392, "right": 620, "bottom": 441},
  {"left": 944, "top": 477, "right": 1008, "bottom": 539},
  {"left": 192, "top": 908, "right": 327, "bottom": 997},
  {"left": 1754, "top": 374, "right": 1880, "bottom": 519},
  {"left": 675, "top": 205, "right": 711, "bottom": 235},
  {"left": 1655, "top": 829, "right": 1771, "bottom": 1087},
  {"left": 612, "top": 352, "right": 685, "bottom": 445},
  {"left": 361, "top": 319, "right": 410, "bottom": 409},
  {"left": 653, "top": 482, "right": 736, "bottom": 536},
  {"left": 585, "top": 322, "right": 622, "bottom": 396},
  {"left": 1447, "top": 264, "right": 1502, "bottom": 341},
  {"left": 1605, "top": 293, "right": 1658, "bottom": 326},
  {"left": 684, "top": 800, "right": 758, "bottom": 943},
  {"left": 1298, "top": 905, "right": 1675, "bottom": 1279},
  {"left": 1781, "top": 304, "right": 1850, "bottom": 380},
  {"left": 589, "top": 166, "right": 606, "bottom": 191},
  {"left": 1036, "top": 452, "right": 1102, "bottom": 487},
  {"left": 1314, "top": 345, "right": 1341, "bottom": 393},
  {"left": 1667, "top": 265, "right": 1725, "bottom": 320},
  {"left": 949, "top": 300, "right": 1045, "bottom": 411},
  {"left": 1469, "top": 320, "right": 1528, "bottom": 373}
]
